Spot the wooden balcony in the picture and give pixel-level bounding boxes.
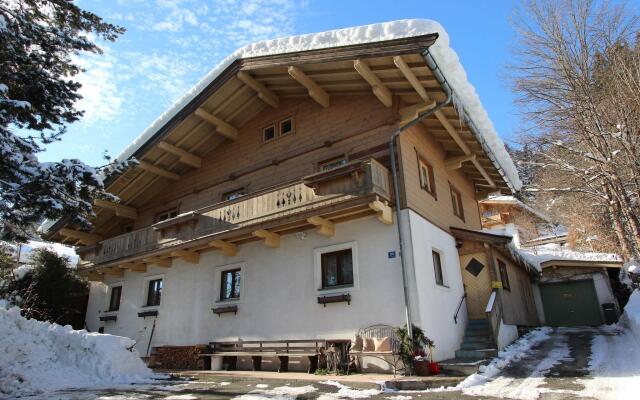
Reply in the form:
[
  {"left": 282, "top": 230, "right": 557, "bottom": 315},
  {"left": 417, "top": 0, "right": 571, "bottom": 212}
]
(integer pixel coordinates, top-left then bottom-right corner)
[{"left": 79, "top": 158, "right": 392, "bottom": 271}]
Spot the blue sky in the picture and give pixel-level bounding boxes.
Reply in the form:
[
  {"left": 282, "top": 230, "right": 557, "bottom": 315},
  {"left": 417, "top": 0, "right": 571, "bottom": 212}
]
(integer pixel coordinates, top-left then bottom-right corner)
[{"left": 43, "top": 0, "right": 520, "bottom": 165}]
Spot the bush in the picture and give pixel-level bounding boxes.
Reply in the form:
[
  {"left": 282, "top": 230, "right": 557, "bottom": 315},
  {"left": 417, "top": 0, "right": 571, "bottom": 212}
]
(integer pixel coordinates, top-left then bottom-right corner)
[
  {"left": 396, "top": 324, "right": 434, "bottom": 375},
  {"left": 0, "top": 248, "right": 89, "bottom": 328}
]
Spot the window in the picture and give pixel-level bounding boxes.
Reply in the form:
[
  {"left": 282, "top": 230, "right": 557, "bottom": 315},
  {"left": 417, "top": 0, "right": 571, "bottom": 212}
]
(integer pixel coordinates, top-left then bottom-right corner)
[
  {"left": 154, "top": 209, "right": 178, "bottom": 223},
  {"left": 432, "top": 250, "right": 445, "bottom": 286},
  {"left": 220, "top": 268, "right": 241, "bottom": 300},
  {"left": 321, "top": 249, "right": 353, "bottom": 288},
  {"left": 498, "top": 259, "right": 510, "bottom": 291},
  {"left": 418, "top": 157, "right": 436, "bottom": 198},
  {"left": 223, "top": 188, "right": 245, "bottom": 201},
  {"left": 319, "top": 156, "right": 347, "bottom": 172},
  {"left": 146, "top": 279, "right": 163, "bottom": 307},
  {"left": 108, "top": 286, "right": 122, "bottom": 312},
  {"left": 279, "top": 117, "right": 294, "bottom": 136},
  {"left": 450, "top": 185, "right": 464, "bottom": 220},
  {"left": 262, "top": 124, "right": 276, "bottom": 143}
]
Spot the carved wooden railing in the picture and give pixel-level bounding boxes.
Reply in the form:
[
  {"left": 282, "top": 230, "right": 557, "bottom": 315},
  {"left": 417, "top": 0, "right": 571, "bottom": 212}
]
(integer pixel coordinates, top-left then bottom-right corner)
[{"left": 81, "top": 158, "right": 391, "bottom": 266}]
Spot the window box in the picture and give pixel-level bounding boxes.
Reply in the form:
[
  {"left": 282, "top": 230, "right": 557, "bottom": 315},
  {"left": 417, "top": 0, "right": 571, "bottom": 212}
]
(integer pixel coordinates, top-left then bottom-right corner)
[
  {"left": 99, "top": 315, "right": 117, "bottom": 322},
  {"left": 317, "top": 293, "right": 351, "bottom": 307},
  {"left": 212, "top": 305, "right": 238, "bottom": 316},
  {"left": 138, "top": 310, "right": 158, "bottom": 318}
]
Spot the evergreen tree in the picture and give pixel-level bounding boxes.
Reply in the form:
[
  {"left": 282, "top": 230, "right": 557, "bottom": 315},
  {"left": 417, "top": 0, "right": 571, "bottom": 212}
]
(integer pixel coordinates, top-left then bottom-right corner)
[{"left": 0, "top": 0, "right": 128, "bottom": 242}]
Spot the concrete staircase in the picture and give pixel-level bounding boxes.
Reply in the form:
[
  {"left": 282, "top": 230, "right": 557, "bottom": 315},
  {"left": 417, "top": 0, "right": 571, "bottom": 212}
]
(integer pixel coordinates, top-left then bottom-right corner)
[{"left": 440, "top": 319, "right": 498, "bottom": 376}]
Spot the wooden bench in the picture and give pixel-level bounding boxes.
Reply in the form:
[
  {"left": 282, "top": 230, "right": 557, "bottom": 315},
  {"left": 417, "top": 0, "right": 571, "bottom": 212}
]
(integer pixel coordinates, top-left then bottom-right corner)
[
  {"left": 349, "top": 324, "right": 403, "bottom": 375},
  {"left": 202, "top": 339, "right": 329, "bottom": 373}
]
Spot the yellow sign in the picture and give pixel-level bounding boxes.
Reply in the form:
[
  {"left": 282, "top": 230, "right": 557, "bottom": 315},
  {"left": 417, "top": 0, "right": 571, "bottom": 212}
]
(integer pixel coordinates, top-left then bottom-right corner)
[{"left": 491, "top": 281, "right": 503, "bottom": 289}]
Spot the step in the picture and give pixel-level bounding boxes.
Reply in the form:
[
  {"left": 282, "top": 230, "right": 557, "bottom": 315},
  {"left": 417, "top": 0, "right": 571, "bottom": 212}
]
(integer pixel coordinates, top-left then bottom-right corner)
[
  {"left": 460, "top": 341, "right": 496, "bottom": 351},
  {"left": 467, "top": 319, "right": 490, "bottom": 327},
  {"left": 463, "top": 334, "right": 493, "bottom": 343},
  {"left": 455, "top": 348, "right": 498, "bottom": 360},
  {"left": 465, "top": 325, "right": 492, "bottom": 333},
  {"left": 439, "top": 358, "right": 489, "bottom": 376}
]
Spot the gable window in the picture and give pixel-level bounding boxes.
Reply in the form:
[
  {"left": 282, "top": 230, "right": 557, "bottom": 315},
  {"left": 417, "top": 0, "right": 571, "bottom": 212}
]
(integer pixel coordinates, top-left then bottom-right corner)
[
  {"left": 154, "top": 208, "right": 178, "bottom": 223},
  {"left": 146, "top": 278, "right": 163, "bottom": 307},
  {"left": 450, "top": 185, "right": 464, "bottom": 221},
  {"left": 319, "top": 156, "right": 347, "bottom": 172},
  {"left": 108, "top": 286, "right": 122, "bottom": 312},
  {"left": 321, "top": 249, "right": 353, "bottom": 288},
  {"left": 279, "top": 117, "right": 294, "bottom": 136},
  {"left": 498, "top": 259, "right": 510, "bottom": 291},
  {"left": 418, "top": 157, "right": 436, "bottom": 198},
  {"left": 262, "top": 124, "right": 276, "bottom": 143},
  {"left": 220, "top": 268, "right": 241, "bottom": 301},
  {"left": 432, "top": 250, "right": 445, "bottom": 286},
  {"left": 223, "top": 188, "right": 245, "bottom": 201}
]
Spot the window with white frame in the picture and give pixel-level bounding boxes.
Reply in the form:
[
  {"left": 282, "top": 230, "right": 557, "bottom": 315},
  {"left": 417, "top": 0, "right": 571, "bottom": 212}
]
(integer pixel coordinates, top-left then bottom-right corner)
[
  {"left": 108, "top": 285, "right": 122, "bottom": 312},
  {"left": 279, "top": 117, "right": 294, "bottom": 136},
  {"left": 314, "top": 242, "right": 358, "bottom": 292},
  {"left": 418, "top": 157, "right": 436, "bottom": 198},
  {"left": 432, "top": 250, "right": 445, "bottom": 286},
  {"left": 262, "top": 124, "right": 276, "bottom": 143}
]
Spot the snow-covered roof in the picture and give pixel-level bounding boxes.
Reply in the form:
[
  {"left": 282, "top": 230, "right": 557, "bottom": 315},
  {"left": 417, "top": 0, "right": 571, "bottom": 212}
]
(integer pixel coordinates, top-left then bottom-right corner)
[
  {"left": 481, "top": 195, "right": 550, "bottom": 222},
  {"left": 114, "top": 19, "right": 521, "bottom": 192},
  {"left": 514, "top": 244, "right": 622, "bottom": 270}
]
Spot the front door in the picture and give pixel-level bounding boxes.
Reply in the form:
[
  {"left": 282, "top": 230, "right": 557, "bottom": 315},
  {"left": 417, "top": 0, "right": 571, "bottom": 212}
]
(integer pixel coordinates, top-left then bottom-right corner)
[{"left": 539, "top": 280, "right": 603, "bottom": 326}]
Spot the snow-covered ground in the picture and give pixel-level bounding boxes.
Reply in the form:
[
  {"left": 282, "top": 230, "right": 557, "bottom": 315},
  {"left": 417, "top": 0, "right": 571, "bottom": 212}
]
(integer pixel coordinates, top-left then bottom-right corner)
[
  {"left": 0, "top": 301, "right": 157, "bottom": 399},
  {"left": 579, "top": 290, "right": 640, "bottom": 400}
]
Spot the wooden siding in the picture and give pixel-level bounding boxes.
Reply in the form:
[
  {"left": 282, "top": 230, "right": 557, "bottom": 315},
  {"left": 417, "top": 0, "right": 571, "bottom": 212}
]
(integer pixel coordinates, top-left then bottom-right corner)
[
  {"left": 494, "top": 251, "right": 539, "bottom": 326},
  {"left": 398, "top": 122, "right": 482, "bottom": 232},
  {"left": 459, "top": 251, "right": 492, "bottom": 319}
]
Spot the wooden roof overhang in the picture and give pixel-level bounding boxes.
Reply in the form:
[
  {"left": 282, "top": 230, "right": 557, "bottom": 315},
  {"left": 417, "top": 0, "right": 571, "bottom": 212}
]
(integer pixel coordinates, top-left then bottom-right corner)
[
  {"left": 540, "top": 259, "right": 623, "bottom": 269},
  {"left": 47, "top": 33, "right": 514, "bottom": 245}
]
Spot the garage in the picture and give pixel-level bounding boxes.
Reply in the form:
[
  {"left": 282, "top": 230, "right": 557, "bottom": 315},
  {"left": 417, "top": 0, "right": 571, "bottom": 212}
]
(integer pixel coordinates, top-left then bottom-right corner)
[{"left": 539, "top": 280, "right": 603, "bottom": 326}]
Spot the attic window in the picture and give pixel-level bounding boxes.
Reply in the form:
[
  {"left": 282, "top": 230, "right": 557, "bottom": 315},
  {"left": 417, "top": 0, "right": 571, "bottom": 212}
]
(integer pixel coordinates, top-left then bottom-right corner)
[
  {"left": 223, "top": 188, "right": 246, "bottom": 201},
  {"left": 450, "top": 185, "right": 464, "bottom": 221},
  {"left": 418, "top": 157, "right": 436, "bottom": 198},
  {"left": 279, "top": 117, "right": 294, "bottom": 136},
  {"left": 319, "top": 155, "right": 347, "bottom": 172},
  {"left": 154, "top": 208, "right": 178, "bottom": 223},
  {"left": 262, "top": 125, "right": 276, "bottom": 143}
]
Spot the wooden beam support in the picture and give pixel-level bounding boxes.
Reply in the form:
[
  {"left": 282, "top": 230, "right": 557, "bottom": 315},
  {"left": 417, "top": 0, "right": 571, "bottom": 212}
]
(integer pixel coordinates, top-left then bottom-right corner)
[
  {"left": 369, "top": 200, "right": 393, "bottom": 225},
  {"left": 395, "top": 55, "right": 496, "bottom": 188},
  {"left": 170, "top": 250, "right": 200, "bottom": 264},
  {"left": 157, "top": 141, "right": 202, "bottom": 168},
  {"left": 445, "top": 154, "right": 477, "bottom": 170},
  {"left": 87, "top": 272, "right": 104, "bottom": 282},
  {"left": 59, "top": 228, "right": 102, "bottom": 245},
  {"left": 307, "top": 216, "right": 335, "bottom": 237},
  {"left": 138, "top": 160, "right": 180, "bottom": 181},
  {"left": 237, "top": 71, "right": 279, "bottom": 108},
  {"left": 102, "top": 268, "right": 124, "bottom": 277},
  {"left": 194, "top": 108, "right": 238, "bottom": 140},
  {"left": 287, "top": 66, "right": 330, "bottom": 108},
  {"left": 122, "top": 262, "right": 147, "bottom": 272},
  {"left": 399, "top": 101, "right": 436, "bottom": 126},
  {"left": 354, "top": 59, "right": 393, "bottom": 107},
  {"left": 94, "top": 199, "right": 138, "bottom": 219},
  {"left": 252, "top": 229, "right": 280, "bottom": 248},
  {"left": 143, "top": 257, "right": 172, "bottom": 268},
  {"left": 209, "top": 240, "right": 237, "bottom": 257}
]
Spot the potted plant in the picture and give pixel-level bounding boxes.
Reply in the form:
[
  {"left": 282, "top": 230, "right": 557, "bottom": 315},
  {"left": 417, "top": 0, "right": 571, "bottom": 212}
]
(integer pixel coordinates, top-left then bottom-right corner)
[{"left": 396, "top": 324, "right": 435, "bottom": 376}]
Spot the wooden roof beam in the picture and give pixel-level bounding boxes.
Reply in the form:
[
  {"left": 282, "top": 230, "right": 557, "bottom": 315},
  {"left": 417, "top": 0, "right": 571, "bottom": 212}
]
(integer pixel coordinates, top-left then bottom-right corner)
[
  {"left": 157, "top": 141, "right": 202, "bottom": 168},
  {"left": 138, "top": 160, "right": 180, "bottom": 181},
  {"left": 369, "top": 200, "right": 393, "bottom": 225},
  {"left": 287, "top": 66, "right": 330, "bottom": 108},
  {"left": 194, "top": 108, "right": 238, "bottom": 140},
  {"left": 353, "top": 59, "right": 393, "bottom": 107},
  {"left": 94, "top": 199, "right": 138, "bottom": 220},
  {"left": 59, "top": 228, "right": 102, "bottom": 245},
  {"left": 445, "top": 154, "right": 477, "bottom": 170},
  {"left": 307, "top": 216, "right": 335, "bottom": 237},
  {"left": 252, "top": 229, "right": 280, "bottom": 248},
  {"left": 399, "top": 101, "right": 436, "bottom": 126},
  {"left": 237, "top": 71, "right": 279, "bottom": 108},
  {"left": 209, "top": 239, "right": 237, "bottom": 257}
]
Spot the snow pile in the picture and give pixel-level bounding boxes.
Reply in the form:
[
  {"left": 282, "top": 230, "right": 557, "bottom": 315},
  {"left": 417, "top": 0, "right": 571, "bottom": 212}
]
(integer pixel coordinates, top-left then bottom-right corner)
[
  {"left": 580, "top": 290, "right": 640, "bottom": 400},
  {"left": 0, "top": 301, "right": 156, "bottom": 399},
  {"left": 318, "top": 380, "right": 381, "bottom": 399},
  {"left": 12, "top": 265, "right": 33, "bottom": 280},
  {"left": 115, "top": 19, "right": 520, "bottom": 191},
  {"left": 233, "top": 384, "right": 318, "bottom": 399},
  {"left": 457, "top": 327, "right": 552, "bottom": 389}
]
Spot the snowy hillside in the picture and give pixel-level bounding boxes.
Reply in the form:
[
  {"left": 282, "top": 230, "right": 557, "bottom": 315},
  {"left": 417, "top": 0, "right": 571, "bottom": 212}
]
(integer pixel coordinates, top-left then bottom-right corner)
[{"left": 0, "top": 301, "right": 156, "bottom": 399}]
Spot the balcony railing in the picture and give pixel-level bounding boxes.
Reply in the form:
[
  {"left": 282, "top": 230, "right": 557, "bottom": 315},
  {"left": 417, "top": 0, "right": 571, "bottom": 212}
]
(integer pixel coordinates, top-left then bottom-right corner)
[{"left": 80, "top": 158, "right": 391, "bottom": 267}]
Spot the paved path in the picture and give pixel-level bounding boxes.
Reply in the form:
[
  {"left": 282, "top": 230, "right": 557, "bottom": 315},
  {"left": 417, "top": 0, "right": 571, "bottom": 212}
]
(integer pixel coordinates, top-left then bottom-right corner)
[{"left": 32, "top": 327, "right": 621, "bottom": 400}]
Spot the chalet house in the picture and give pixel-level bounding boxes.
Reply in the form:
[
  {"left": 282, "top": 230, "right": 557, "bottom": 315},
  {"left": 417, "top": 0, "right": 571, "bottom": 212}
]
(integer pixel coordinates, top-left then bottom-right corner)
[
  {"left": 479, "top": 195, "right": 623, "bottom": 327},
  {"left": 44, "top": 20, "right": 533, "bottom": 372}
]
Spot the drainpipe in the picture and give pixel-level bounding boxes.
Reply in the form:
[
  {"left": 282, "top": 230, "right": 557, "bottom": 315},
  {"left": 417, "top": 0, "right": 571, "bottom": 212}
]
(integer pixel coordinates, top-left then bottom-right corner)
[{"left": 389, "top": 48, "right": 453, "bottom": 341}]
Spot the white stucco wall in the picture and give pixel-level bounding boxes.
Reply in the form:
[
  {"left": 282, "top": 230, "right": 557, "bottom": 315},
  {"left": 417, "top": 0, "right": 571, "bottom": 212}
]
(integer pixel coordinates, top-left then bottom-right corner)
[
  {"left": 85, "top": 211, "right": 468, "bottom": 366},
  {"left": 496, "top": 320, "right": 519, "bottom": 350},
  {"left": 400, "top": 209, "right": 467, "bottom": 361}
]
